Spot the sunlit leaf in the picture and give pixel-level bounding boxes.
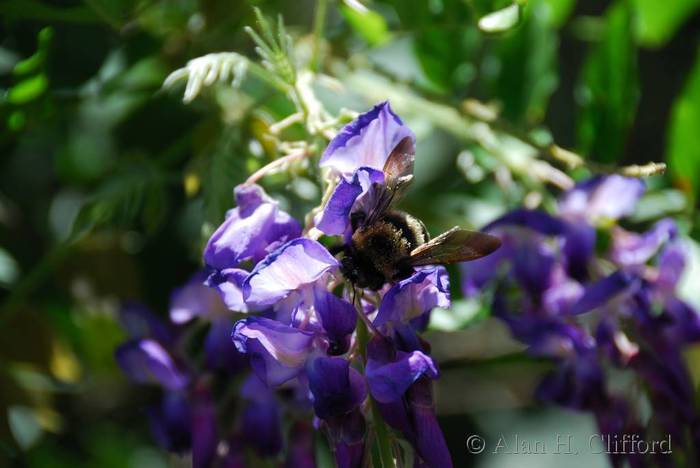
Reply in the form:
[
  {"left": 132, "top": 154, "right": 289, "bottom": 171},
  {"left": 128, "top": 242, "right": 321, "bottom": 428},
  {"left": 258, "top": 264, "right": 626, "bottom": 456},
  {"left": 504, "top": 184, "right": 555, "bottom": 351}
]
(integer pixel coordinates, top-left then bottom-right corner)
[
  {"left": 478, "top": 3, "right": 522, "bottom": 33},
  {"left": 635, "top": 0, "right": 700, "bottom": 47},
  {"left": 6, "top": 74, "right": 48, "bottom": 104},
  {"left": 13, "top": 27, "right": 52, "bottom": 76},
  {"left": 668, "top": 47, "right": 700, "bottom": 199},
  {"left": 340, "top": 4, "right": 391, "bottom": 46}
]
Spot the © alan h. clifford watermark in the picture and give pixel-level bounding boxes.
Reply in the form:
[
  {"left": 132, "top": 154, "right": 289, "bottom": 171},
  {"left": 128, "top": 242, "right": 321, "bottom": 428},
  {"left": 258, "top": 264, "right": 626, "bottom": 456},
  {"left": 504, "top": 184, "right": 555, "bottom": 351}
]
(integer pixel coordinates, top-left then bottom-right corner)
[{"left": 466, "top": 433, "right": 672, "bottom": 456}]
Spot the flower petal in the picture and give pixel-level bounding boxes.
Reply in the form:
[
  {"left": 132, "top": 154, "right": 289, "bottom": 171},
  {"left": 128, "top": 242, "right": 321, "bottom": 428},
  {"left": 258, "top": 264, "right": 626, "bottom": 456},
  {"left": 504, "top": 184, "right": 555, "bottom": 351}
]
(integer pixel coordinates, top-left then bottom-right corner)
[
  {"left": 569, "top": 270, "right": 639, "bottom": 315},
  {"left": 204, "top": 318, "right": 247, "bottom": 373},
  {"left": 316, "top": 168, "right": 384, "bottom": 236},
  {"left": 320, "top": 101, "right": 415, "bottom": 175},
  {"left": 313, "top": 288, "right": 356, "bottom": 355},
  {"left": 205, "top": 268, "right": 249, "bottom": 312},
  {"left": 243, "top": 238, "right": 339, "bottom": 308},
  {"left": 366, "top": 336, "right": 438, "bottom": 403},
  {"left": 558, "top": 175, "right": 645, "bottom": 223},
  {"left": 232, "top": 317, "right": 315, "bottom": 386},
  {"left": 484, "top": 208, "right": 567, "bottom": 236},
  {"left": 611, "top": 218, "right": 678, "bottom": 267},
  {"left": 375, "top": 267, "right": 450, "bottom": 328},
  {"left": 147, "top": 392, "right": 191, "bottom": 453},
  {"left": 170, "top": 271, "right": 229, "bottom": 323},
  {"left": 307, "top": 357, "right": 367, "bottom": 420},
  {"left": 203, "top": 184, "right": 301, "bottom": 270},
  {"left": 115, "top": 339, "right": 189, "bottom": 390}
]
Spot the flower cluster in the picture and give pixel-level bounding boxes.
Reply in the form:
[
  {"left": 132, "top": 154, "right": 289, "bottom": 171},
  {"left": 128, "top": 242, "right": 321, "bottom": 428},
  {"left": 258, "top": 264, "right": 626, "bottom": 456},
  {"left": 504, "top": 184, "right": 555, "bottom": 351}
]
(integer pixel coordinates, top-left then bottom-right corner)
[
  {"left": 116, "top": 102, "right": 462, "bottom": 467},
  {"left": 462, "top": 175, "right": 700, "bottom": 466}
]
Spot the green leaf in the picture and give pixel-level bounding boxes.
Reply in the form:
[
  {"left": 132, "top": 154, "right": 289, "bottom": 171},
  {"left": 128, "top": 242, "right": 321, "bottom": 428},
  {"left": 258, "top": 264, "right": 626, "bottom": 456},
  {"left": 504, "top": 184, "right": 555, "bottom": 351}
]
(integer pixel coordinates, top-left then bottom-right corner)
[
  {"left": 634, "top": 0, "right": 700, "bottom": 47},
  {"left": 487, "top": 0, "right": 559, "bottom": 123},
  {"left": 478, "top": 3, "right": 523, "bottom": 33},
  {"left": 667, "top": 47, "right": 700, "bottom": 200},
  {"left": 576, "top": 1, "right": 639, "bottom": 163},
  {"left": 340, "top": 4, "right": 391, "bottom": 46},
  {"left": 6, "top": 74, "right": 48, "bottom": 104}
]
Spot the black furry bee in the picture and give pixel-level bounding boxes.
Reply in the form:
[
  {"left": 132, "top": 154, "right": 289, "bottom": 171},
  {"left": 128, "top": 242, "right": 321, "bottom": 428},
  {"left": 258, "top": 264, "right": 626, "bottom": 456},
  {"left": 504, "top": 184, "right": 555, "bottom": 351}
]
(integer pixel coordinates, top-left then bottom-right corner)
[{"left": 336, "top": 137, "right": 502, "bottom": 290}]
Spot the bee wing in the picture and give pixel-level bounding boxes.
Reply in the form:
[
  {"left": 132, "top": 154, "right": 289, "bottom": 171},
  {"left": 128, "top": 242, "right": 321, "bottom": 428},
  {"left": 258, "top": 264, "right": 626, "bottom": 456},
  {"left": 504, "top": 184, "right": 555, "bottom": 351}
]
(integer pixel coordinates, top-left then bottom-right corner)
[
  {"left": 364, "top": 136, "right": 415, "bottom": 225},
  {"left": 408, "top": 227, "right": 501, "bottom": 266}
]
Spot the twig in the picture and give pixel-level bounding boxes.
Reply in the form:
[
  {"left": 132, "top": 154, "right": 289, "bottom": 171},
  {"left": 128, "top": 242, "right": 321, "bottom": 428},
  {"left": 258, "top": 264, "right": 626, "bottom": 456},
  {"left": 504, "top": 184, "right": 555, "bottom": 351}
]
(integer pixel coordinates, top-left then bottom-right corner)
[{"left": 244, "top": 149, "right": 312, "bottom": 186}]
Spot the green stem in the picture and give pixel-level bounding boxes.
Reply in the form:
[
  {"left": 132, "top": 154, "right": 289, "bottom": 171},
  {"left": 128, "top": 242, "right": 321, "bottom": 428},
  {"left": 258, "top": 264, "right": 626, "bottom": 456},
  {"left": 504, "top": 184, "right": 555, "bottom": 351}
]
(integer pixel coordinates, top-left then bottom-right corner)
[
  {"left": 355, "top": 318, "right": 395, "bottom": 468},
  {"left": 311, "top": 0, "right": 328, "bottom": 72}
]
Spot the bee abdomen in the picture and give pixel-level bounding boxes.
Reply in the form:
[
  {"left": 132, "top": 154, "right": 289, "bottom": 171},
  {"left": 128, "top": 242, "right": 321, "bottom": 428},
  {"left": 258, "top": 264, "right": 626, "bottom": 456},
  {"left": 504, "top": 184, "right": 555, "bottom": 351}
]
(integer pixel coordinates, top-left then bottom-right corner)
[{"left": 381, "top": 211, "right": 429, "bottom": 249}]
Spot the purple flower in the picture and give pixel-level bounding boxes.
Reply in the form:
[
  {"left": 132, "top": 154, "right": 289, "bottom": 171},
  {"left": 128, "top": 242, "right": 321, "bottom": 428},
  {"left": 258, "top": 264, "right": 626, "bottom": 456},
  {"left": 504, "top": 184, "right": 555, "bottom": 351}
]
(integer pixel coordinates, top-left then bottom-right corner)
[
  {"left": 239, "top": 375, "right": 283, "bottom": 457},
  {"left": 611, "top": 218, "right": 678, "bottom": 267},
  {"left": 374, "top": 267, "right": 450, "bottom": 328},
  {"left": 320, "top": 101, "right": 415, "bottom": 176},
  {"left": 170, "top": 271, "right": 230, "bottom": 323},
  {"left": 147, "top": 392, "right": 191, "bottom": 453},
  {"left": 204, "top": 268, "right": 249, "bottom": 312},
  {"left": 204, "top": 318, "right": 247, "bottom": 373},
  {"left": 191, "top": 385, "right": 218, "bottom": 468},
  {"left": 115, "top": 338, "right": 189, "bottom": 390},
  {"left": 307, "top": 357, "right": 367, "bottom": 420},
  {"left": 204, "top": 184, "right": 302, "bottom": 271},
  {"left": 243, "top": 238, "right": 339, "bottom": 309},
  {"left": 366, "top": 335, "right": 438, "bottom": 404},
  {"left": 316, "top": 167, "right": 385, "bottom": 236},
  {"left": 313, "top": 287, "right": 357, "bottom": 355},
  {"left": 558, "top": 175, "right": 645, "bottom": 224},
  {"left": 232, "top": 316, "right": 316, "bottom": 386}
]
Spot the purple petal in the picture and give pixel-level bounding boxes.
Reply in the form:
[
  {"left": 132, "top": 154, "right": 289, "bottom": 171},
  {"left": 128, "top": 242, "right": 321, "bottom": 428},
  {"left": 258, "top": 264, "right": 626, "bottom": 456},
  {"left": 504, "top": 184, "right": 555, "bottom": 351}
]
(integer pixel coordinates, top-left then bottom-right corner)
[
  {"left": 241, "top": 397, "right": 283, "bottom": 457},
  {"left": 334, "top": 440, "right": 364, "bottom": 468},
  {"left": 570, "top": 270, "right": 639, "bottom": 315},
  {"left": 408, "top": 379, "right": 454, "bottom": 468},
  {"left": 205, "top": 268, "right": 249, "bottom": 312},
  {"left": 542, "top": 277, "right": 584, "bottom": 316},
  {"left": 191, "top": 386, "right": 218, "bottom": 468},
  {"left": 562, "top": 223, "right": 595, "bottom": 280},
  {"left": 366, "top": 336, "right": 438, "bottom": 403},
  {"left": 536, "top": 356, "right": 606, "bottom": 410},
  {"left": 513, "top": 239, "right": 556, "bottom": 297},
  {"left": 375, "top": 267, "right": 450, "bottom": 328},
  {"left": 243, "top": 238, "right": 339, "bottom": 308},
  {"left": 204, "top": 318, "right": 247, "bottom": 373},
  {"left": 320, "top": 101, "right": 415, "bottom": 175},
  {"left": 656, "top": 242, "right": 687, "bottom": 293},
  {"left": 170, "top": 271, "right": 229, "bottom": 323},
  {"left": 313, "top": 288, "right": 356, "bottom": 355},
  {"left": 484, "top": 208, "right": 567, "bottom": 236},
  {"left": 307, "top": 357, "right": 367, "bottom": 420},
  {"left": 460, "top": 233, "right": 512, "bottom": 297},
  {"left": 316, "top": 168, "right": 384, "bottom": 236},
  {"left": 119, "top": 301, "right": 173, "bottom": 345},
  {"left": 284, "top": 422, "right": 317, "bottom": 468},
  {"left": 232, "top": 317, "right": 315, "bottom": 386},
  {"left": 611, "top": 218, "right": 678, "bottom": 267},
  {"left": 558, "top": 175, "right": 645, "bottom": 223},
  {"left": 115, "top": 339, "right": 188, "bottom": 390},
  {"left": 203, "top": 184, "right": 302, "bottom": 270},
  {"left": 147, "top": 392, "right": 191, "bottom": 453}
]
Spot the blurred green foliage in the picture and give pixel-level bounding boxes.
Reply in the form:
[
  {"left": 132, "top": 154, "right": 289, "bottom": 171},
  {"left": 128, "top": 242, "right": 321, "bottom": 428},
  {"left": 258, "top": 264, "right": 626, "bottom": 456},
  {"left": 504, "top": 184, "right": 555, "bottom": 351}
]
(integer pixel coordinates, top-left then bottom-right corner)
[{"left": 1, "top": 0, "right": 700, "bottom": 467}]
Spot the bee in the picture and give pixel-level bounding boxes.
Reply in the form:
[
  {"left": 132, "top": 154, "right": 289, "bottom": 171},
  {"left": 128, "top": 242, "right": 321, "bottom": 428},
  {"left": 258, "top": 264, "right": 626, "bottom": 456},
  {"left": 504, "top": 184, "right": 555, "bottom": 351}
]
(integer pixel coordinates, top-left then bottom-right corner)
[{"left": 336, "top": 137, "right": 502, "bottom": 290}]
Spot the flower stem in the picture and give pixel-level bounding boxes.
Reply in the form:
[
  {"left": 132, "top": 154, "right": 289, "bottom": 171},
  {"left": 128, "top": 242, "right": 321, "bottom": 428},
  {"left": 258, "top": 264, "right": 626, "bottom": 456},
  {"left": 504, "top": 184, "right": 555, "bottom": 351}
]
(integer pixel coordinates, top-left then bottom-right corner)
[
  {"left": 311, "top": 0, "right": 328, "bottom": 72},
  {"left": 355, "top": 317, "right": 395, "bottom": 468}
]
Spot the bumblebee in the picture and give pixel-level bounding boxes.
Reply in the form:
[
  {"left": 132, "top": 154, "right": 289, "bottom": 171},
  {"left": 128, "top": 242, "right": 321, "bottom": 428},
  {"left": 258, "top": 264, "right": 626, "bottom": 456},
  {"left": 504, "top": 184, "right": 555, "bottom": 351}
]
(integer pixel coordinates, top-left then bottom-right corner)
[{"left": 335, "top": 137, "right": 501, "bottom": 290}]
